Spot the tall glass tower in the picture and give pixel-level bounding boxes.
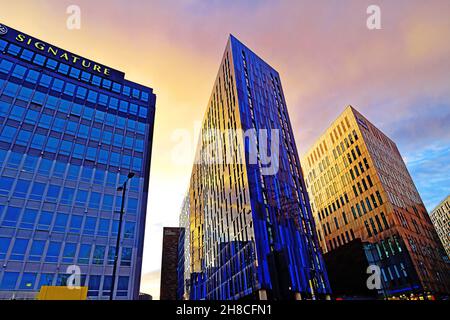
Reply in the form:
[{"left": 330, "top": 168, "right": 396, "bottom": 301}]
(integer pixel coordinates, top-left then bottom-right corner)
[
  {"left": 0, "top": 24, "right": 156, "bottom": 299},
  {"left": 184, "top": 35, "right": 331, "bottom": 300}
]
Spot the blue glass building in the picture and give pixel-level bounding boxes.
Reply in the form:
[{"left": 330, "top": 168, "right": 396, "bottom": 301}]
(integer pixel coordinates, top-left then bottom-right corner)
[
  {"left": 0, "top": 24, "right": 155, "bottom": 299},
  {"left": 184, "top": 35, "right": 331, "bottom": 300}
]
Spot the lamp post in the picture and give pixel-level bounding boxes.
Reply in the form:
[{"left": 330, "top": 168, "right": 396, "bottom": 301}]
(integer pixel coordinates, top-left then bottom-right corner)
[{"left": 110, "top": 172, "right": 134, "bottom": 300}]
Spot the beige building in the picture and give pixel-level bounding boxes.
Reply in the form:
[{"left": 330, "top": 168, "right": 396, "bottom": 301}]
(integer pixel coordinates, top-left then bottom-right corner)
[
  {"left": 430, "top": 195, "right": 450, "bottom": 258},
  {"left": 301, "top": 105, "right": 449, "bottom": 298}
]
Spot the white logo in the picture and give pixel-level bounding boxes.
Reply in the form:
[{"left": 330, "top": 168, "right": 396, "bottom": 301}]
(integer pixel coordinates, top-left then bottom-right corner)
[{"left": 0, "top": 24, "right": 8, "bottom": 36}]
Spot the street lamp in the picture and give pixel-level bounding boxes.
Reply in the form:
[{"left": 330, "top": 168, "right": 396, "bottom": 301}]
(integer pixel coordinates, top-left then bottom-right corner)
[{"left": 110, "top": 172, "right": 134, "bottom": 300}]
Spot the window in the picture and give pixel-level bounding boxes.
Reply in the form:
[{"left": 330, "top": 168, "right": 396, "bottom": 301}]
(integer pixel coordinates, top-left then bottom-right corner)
[
  {"left": 117, "top": 276, "right": 129, "bottom": 296},
  {"left": 0, "top": 125, "right": 17, "bottom": 142},
  {"left": 81, "top": 71, "right": 91, "bottom": 82},
  {"left": 46, "top": 58, "right": 57, "bottom": 70},
  {"left": 56, "top": 274, "right": 70, "bottom": 286},
  {"left": 36, "top": 211, "right": 52, "bottom": 230},
  {"left": 88, "top": 275, "right": 101, "bottom": 297},
  {"left": 91, "top": 128, "right": 101, "bottom": 141},
  {"left": 7, "top": 152, "right": 23, "bottom": 169},
  {"left": 29, "top": 240, "right": 45, "bottom": 262},
  {"left": 98, "top": 219, "right": 110, "bottom": 237},
  {"left": 10, "top": 105, "right": 26, "bottom": 121},
  {"left": 10, "top": 238, "right": 29, "bottom": 260},
  {"left": 31, "top": 133, "right": 46, "bottom": 148},
  {"left": 79, "top": 124, "right": 89, "bottom": 138},
  {"left": 124, "top": 221, "right": 135, "bottom": 239},
  {"left": 67, "top": 122, "right": 78, "bottom": 135},
  {"left": 0, "top": 177, "right": 14, "bottom": 195},
  {"left": 102, "top": 275, "right": 112, "bottom": 295},
  {"left": 67, "top": 165, "right": 80, "bottom": 180},
  {"left": 0, "top": 101, "right": 11, "bottom": 116},
  {"left": 0, "top": 272, "right": 19, "bottom": 290},
  {"left": 38, "top": 274, "right": 54, "bottom": 288},
  {"left": 120, "top": 247, "right": 132, "bottom": 266},
  {"left": 139, "top": 106, "right": 148, "bottom": 118},
  {"left": 57, "top": 64, "right": 69, "bottom": 75},
  {"left": 23, "top": 155, "right": 38, "bottom": 172},
  {"left": 93, "top": 245, "right": 105, "bottom": 265},
  {"left": 16, "top": 129, "right": 32, "bottom": 146},
  {"left": 20, "top": 209, "right": 37, "bottom": 229},
  {"left": 39, "top": 114, "right": 52, "bottom": 129},
  {"left": 84, "top": 217, "right": 97, "bottom": 235},
  {"left": 33, "top": 54, "right": 46, "bottom": 66},
  {"left": 45, "top": 241, "right": 61, "bottom": 263},
  {"left": 24, "top": 109, "right": 39, "bottom": 125},
  {"left": 76, "top": 86, "right": 87, "bottom": 99},
  {"left": 53, "top": 118, "right": 66, "bottom": 133},
  {"left": 127, "top": 198, "right": 138, "bottom": 214},
  {"left": 61, "top": 187, "right": 75, "bottom": 205},
  {"left": 107, "top": 246, "right": 116, "bottom": 265},
  {"left": 99, "top": 149, "right": 109, "bottom": 164},
  {"left": 45, "top": 137, "right": 59, "bottom": 153},
  {"left": 53, "top": 162, "right": 67, "bottom": 178},
  {"left": 75, "top": 190, "right": 88, "bottom": 206},
  {"left": 2, "top": 206, "right": 21, "bottom": 227},
  {"left": 38, "top": 159, "right": 53, "bottom": 175},
  {"left": 0, "top": 59, "right": 13, "bottom": 73},
  {"left": 0, "top": 237, "right": 11, "bottom": 259},
  {"left": 69, "top": 215, "right": 83, "bottom": 233},
  {"left": 86, "top": 147, "right": 97, "bottom": 161},
  {"left": 40, "top": 74, "right": 52, "bottom": 87},
  {"left": 13, "top": 179, "right": 31, "bottom": 198},
  {"left": 376, "top": 191, "right": 383, "bottom": 205},
  {"left": 78, "top": 244, "right": 92, "bottom": 264},
  {"left": 4, "top": 82, "right": 19, "bottom": 96},
  {"left": 73, "top": 144, "right": 85, "bottom": 159},
  {"left": 60, "top": 140, "right": 72, "bottom": 155},
  {"left": 12, "top": 64, "right": 27, "bottom": 78},
  {"left": 62, "top": 243, "right": 77, "bottom": 263},
  {"left": 53, "top": 213, "right": 69, "bottom": 233},
  {"left": 94, "top": 169, "right": 105, "bottom": 184},
  {"left": 365, "top": 221, "right": 372, "bottom": 237},
  {"left": 381, "top": 212, "right": 389, "bottom": 229},
  {"left": 30, "top": 182, "right": 46, "bottom": 200},
  {"left": 81, "top": 166, "right": 93, "bottom": 182}
]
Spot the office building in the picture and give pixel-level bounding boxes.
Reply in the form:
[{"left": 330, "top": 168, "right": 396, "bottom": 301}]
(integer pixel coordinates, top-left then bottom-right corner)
[
  {"left": 302, "top": 106, "right": 450, "bottom": 298},
  {"left": 160, "top": 227, "right": 182, "bottom": 300},
  {"left": 177, "top": 195, "right": 190, "bottom": 300},
  {"left": 0, "top": 24, "right": 156, "bottom": 299},
  {"left": 430, "top": 195, "right": 450, "bottom": 258},
  {"left": 184, "top": 35, "right": 331, "bottom": 300}
]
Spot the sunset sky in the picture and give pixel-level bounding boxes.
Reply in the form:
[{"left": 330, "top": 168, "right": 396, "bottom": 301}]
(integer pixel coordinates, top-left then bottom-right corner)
[{"left": 2, "top": 0, "right": 449, "bottom": 299}]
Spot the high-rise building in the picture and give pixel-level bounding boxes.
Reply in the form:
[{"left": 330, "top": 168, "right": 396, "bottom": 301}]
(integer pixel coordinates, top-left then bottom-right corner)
[
  {"left": 184, "top": 35, "right": 331, "bottom": 300},
  {"left": 177, "top": 195, "right": 190, "bottom": 300},
  {"left": 301, "top": 106, "right": 450, "bottom": 298},
  {"left": 160, "top": 227, "right": 182, "bottom": 300},
  {"left": 0, "top": 24, "right": 156, "bottom": 299},
  {"left": 430, "top": 195, "right": 450, "bottom": 259}
]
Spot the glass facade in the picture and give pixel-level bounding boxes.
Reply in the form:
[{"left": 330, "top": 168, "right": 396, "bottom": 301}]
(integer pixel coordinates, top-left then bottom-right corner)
[
  {"left": 302, "top": 106, "right": 450, "bottom": 298},
  {"left": 0, "top": 24, "right": 155, "bottom": 299},
  {"left": 184, "top": 36, "right": 331, "bottom": 300}
]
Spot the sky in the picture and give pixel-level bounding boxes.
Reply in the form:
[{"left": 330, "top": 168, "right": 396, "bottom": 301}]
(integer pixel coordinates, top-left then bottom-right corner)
[{"left": 1, "top": 0, "right": 449, "bottom": 299}]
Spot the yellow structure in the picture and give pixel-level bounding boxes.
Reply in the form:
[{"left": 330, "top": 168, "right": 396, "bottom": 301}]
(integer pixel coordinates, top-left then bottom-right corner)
[
  {"left": 430, "top": 195, "right": 450, "bottom": 258},
  {"left": 301, "top": 105, "right": 450, "bottom": 297},
  {"left": 36, "top": 286, "right": 88, "bottom": 300}
]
